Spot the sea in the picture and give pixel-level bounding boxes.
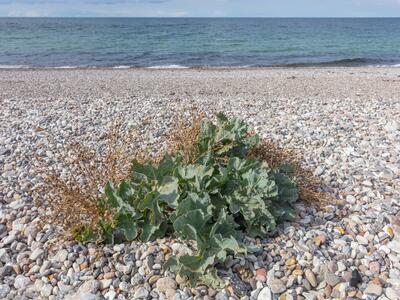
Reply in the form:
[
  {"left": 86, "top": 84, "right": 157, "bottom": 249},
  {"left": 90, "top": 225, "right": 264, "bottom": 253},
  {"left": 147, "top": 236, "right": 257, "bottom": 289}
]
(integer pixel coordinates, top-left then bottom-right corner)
[{"left": 1, "top": 17, "right": 400, "bottom": 69}]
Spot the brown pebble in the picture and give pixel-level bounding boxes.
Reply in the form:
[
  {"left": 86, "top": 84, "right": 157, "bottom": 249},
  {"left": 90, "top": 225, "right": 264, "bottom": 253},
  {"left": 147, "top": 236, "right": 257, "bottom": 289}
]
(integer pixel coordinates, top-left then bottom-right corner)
[
  {"left": 255, "top": 268, "right": 267, "bottom": 282},
  {"left": 286, "top": 257, "right": 296, "bottom": 266},
  {"left": 148, "top": 275, "right": 161, "bottom": 285},
  {"left": 79, "top": 262, "right": 88, "bottom": 270},
  {"left": 324, "top": 285, "right": 332, "bottom": 297},
  {"left": 314, "top": 234, "right": 327, "bottom": 246},
  {"left": 103, "top": 271, "right": 115, "bottom": 279}
]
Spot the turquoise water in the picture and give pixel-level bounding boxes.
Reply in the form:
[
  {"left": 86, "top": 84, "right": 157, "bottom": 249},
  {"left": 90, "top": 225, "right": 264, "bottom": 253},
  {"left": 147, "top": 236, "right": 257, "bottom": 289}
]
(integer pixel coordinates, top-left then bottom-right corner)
[{"left": 1, "top": 18, "right": 400, "bottom": 68}]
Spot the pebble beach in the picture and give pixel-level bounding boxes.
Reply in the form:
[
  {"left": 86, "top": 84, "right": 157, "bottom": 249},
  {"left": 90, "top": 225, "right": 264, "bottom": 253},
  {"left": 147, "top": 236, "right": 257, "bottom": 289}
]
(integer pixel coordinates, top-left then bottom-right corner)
[{"left": 0, "top": 67, "right": 400, "bottom": 300}]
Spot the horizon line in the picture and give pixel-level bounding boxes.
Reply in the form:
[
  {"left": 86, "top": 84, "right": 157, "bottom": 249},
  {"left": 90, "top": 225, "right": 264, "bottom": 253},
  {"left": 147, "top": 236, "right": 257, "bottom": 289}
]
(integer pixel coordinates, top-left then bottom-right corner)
[{"left": 0, "top": 16, "right": 399, "bottom": 18}]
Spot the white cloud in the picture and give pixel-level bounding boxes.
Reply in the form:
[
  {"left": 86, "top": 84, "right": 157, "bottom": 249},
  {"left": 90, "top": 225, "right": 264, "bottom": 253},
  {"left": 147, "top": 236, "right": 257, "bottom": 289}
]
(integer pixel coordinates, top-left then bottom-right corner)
[{"left": 8, "top": 8, "right": 48, "bottom": 16}]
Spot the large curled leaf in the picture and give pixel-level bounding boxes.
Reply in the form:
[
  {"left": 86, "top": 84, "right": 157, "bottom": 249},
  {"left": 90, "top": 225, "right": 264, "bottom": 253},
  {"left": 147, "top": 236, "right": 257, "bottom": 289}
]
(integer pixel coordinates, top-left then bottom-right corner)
[
  {"left": 115, "top": 212, "right": 138, "bottom": 241},
  {"left": 157, "top": 176, "right": 179, "bottom": 207}
]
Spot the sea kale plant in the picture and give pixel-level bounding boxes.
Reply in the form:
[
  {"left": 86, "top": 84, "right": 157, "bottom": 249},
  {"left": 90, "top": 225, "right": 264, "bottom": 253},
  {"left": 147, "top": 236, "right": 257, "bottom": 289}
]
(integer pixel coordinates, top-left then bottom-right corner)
[{"left": 75, "top": 113, "right": 299, "bottom": 286}]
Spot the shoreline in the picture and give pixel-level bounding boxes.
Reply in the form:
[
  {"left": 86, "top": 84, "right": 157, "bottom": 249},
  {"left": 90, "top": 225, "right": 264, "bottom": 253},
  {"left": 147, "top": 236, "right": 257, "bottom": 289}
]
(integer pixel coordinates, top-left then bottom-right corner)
[{"left": 1, "top": 65, "right": 400, "bottom": 71}]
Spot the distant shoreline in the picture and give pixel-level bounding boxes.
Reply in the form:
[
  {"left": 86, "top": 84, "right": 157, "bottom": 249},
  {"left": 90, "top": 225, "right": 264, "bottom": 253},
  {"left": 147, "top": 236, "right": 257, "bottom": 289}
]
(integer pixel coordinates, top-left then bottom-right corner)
[{"left": 0, "top": 65, "right": 399, "bottom": 71}]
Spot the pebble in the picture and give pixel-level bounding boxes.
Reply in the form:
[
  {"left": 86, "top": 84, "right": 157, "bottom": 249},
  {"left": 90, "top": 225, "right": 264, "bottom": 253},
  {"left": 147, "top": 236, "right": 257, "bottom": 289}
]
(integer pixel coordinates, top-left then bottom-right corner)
[
  {"left": 268, "top": 278, "right": 286, "bottom": 294},
  {"left": 78, "top": 280, "right": 99, "bottom": 294},
  {"left": 356, "top": 235, "right": 369, "bottom": 246},
  {"left": 349, "top": 269, "right": 363, "bottom": 287},
  {"left": 14, "top": 275, "right": 31, "bottom": 289},
  {"left": 364, "top": 283, "right": 383, "bottom": 296},
  {"left": 134, "top": 287, "right": 149, "bottom": 299},
  {"left": 256, "top": 268, "right": 267, "bottom": 282},
  {"left": 41, "top": 284, "right": 53, "bottom": 297},
  {"left": 52, "top": 249, "right": 69, "bottom": 262},
  {"left": 99, "top": 279, "right": 112, "bottom": 290},
  {"left": 3, "top": 234, "right": 16, "bottom": 245},
  {"left": 304, "top": 270, "right": 317, "bottom": 288},
  {"left": 346, "top": 195, "right": 356, "bottom": 204},
  {"left": 257, "top": 287, "right": 272, "bottom": 300},
  {"left": 156, "top": 277, "right": 178, "bottom": 293},
  {"left": 369, "top": 261, "right": 380, "bottom": 273},
  {"left": 325, "top": 273, "right": 341, "bottom": 287},
  {"left": 30, "top": 248, "right": 44, "bottom": 261}
]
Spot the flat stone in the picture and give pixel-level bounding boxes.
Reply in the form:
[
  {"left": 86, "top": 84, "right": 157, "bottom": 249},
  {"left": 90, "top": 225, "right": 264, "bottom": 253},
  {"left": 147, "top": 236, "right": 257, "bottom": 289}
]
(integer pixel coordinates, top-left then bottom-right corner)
[
  {"left": 346, "top": 195, "right": 356, "bottom": 204},
  {"left": 99, "top": 279, "right": 112, "bottom": 290},
  {"left": 66, "top": 292, "right": 98, "bottom": 300},
  {"left": 325, "top": 273, "right": 341, "bottom": 287},
  {"left": 130, "top": 273, "right": 144, "bottom": 286},
  {"left": 103, "top": 271, "right": 115, "bottom": 279},
  {"left": 78, "top": 280, "right": 99, "bottom": 294},
  {"left": 364, "top": 283, "right": 383, "bottom": 296},
  {"left": 156, "top": 277, "right": 177, "bottom": 293},
  {"left": 30, "top": 248, "right": 44, "bottom": 261},
  {"left": 41, "top": 284, "right": 53, "bottom": 297},
  {"left": 14, "top": 275, "right": 31, "bottom": 289},
  {"left": 256, "top": 268, "right": 267, "bottom": 282},
  {"left": 3, "top": 234, "right": 16, "bottom": 245},
  {"left": 115, "top": 263, "right": 131, "bottom": 275},
  {"left": 118, "top": 281, "right": 129, "bottom": 292},
  {"left": 356, "top": 235, "right": 369, "bottom": 246},
  {"left": 133, "top": 287, "right": 149, "bottom": 299},
  {"left": 268, "top": 278, "right": 286, "bottom": 294},
  {"left": 52, "top": 249, "right": 69, "bottom": 262},
  {"left": 257, "top": 287, "right": 272, "bottom": 300},
  {"left": 305, "top": 269, "right": 317, "bottom": 287}
]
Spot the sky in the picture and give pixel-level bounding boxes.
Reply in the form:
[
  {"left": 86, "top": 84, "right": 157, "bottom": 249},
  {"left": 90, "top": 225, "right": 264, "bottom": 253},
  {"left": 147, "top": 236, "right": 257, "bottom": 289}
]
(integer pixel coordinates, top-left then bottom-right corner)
[{"left": 0, "top": 0, "right": 399, "bottom": 17}]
